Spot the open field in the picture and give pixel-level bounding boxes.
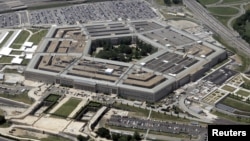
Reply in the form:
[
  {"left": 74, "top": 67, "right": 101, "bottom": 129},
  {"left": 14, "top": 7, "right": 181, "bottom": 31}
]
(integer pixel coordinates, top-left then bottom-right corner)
[
  {"left": 0, "top": 92, "right": 34, "bottom": 104},
  {"left": 213, "top": 15, "right": 231, "bottom": 27},
  {"left": 197, "top": 0, "right": 220, "bottom": 5},
  {"left": 53, "top": 98, "right": 81, "bottom": 118},
  {"left": 221, "top": 97, "right": 250, "bottom": 112},
  {"left": 0, "top": 31, "right": 14, "bottom": 48},
  {"left": 10, "top": 30, "right": 30, "bottom": 49},
  {"left": 221, "top": 85, "right": 236, "bottom": 92},
  {"left": 28, "top": 30, "right": 48, "bottom": 45},
  {"left": 208, "top": 7, "right": 239, "bottom": 15},
  {"left": 212, "top": 110, "right": 250, "bottom": 123},
  {"left": 236, "top": 89, "right": 250, "bottom": 97},
  {"left": 222, "top": 0, "right": 250, "bottom": 4}
]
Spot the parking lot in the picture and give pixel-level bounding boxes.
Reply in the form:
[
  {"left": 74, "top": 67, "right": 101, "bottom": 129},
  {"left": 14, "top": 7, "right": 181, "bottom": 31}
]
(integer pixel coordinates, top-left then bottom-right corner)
[
  {"left": 28, "top": 0, "right": 157, "bottom": 26},
  {"left": 107, "top": 115, "right": 207, "bottom": 137}
]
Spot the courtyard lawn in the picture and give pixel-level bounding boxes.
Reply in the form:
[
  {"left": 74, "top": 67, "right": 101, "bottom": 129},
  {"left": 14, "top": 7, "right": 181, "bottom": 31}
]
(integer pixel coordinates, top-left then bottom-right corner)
[
  {"left": 10, "top": 51, "right": 23, "bottom": 55},
  {"left": 221, "top": 97, "right": 250, "bottom": 112},
  {"left": 53, "top": 98, "right": 81, "bottom": 118},
  {"left": 0, "top": 31, "right": 14, "bottom": 48},
  {"left": 221, "top": 85, "right": 236, "bottom": 92},
  {"left": 28, "top": 30, "right": 48, "bottom": 45},
  {"left": 0, "top": 56, "right": 14, "bottom": 64},
  {"left": 10, "top": 30, "right": 30, "bottom": 49},
  {"left": 236, "top": 90, "right": 250, "bottom": 97}
]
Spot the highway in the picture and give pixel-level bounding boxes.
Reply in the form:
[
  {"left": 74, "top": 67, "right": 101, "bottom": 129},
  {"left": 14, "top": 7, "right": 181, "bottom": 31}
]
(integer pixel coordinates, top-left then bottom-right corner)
[
  {"left": 183, "top": 0, "right": 250, "bottom": 65},
  {"left": 0, "top": 97, "right": 29, "bottom": 108},
  {"left": 0, "top": 136, "right": 15, "bottom": 141}
]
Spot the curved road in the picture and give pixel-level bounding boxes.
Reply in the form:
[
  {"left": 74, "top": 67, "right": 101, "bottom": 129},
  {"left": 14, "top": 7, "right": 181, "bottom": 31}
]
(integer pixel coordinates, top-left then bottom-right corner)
[{"left": 183, "top": 0, "right": 250, "bottom": 71}]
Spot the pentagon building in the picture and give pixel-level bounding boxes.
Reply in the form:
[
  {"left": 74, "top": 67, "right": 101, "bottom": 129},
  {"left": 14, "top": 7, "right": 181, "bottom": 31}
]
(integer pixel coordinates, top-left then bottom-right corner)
[{"left": 25, "top": 20, "right": 227, "bottom": 102}]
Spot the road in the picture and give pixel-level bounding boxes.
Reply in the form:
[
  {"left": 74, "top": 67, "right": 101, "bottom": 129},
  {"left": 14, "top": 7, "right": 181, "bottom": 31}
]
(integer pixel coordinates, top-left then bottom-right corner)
[
  {"left": 183, "top": 0, "right": 250, "bottom": 71},
  {"left": 0, "top": 97, "right": 29, "bottom": 108},
  {"left": 0, "top": 136, "right": 15, "bottom": 141}
]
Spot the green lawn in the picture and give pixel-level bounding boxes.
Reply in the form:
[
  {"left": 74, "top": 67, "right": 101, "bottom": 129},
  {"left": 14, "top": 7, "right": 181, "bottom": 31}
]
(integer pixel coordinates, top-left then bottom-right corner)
[
  {"left": 208, "top": 7, "right": 239, "bottom": 15},
  {"left": 236, "top": 90, "right": 250, "bottom": 97},
  {"left": 212, "top": 110, "right": 250, "bottom": 123},
  {"left": 221, "top": 97, "right": 250, "bottom": 112},
  {"left": 0, "top": 56, "right": 14, "bottom": 63},
  {"left": 213, "top": 15, "right": 231, "bottom": 27},
  {"left": 28, "top": 30, "right": 48, "bottom": 45},
  {"left": 0, "top": 92, "right": 34, "bottom": 104},
  {"left": 113, "top": 103, "right": 189, "bottom": 122},
  {"left": 41, "top": 135, "right": 67, "bottom": 141},
  {"left": 10, "top": 51, "right": 23, "bottom": 55},
  {"left": 198, "top": 0, "right": 220, "bottom": 5},
  {"left": 221, "top": 85, "right": 236, "bottom": 92},
  {"left": 10, "top": 30, "right": 30, "bottom": 49},
  {"left": 222, "top": 0, "right": 250, "bottom": 4},
  {"left": 21, "top": 59, "right": 30, "bottom": 66},
  {"left": 53, "top": 98, "right": 81, "bottom": 118},
  {"left": 44, "top": 94, "right": 60, "bottom": 102},
  {"left": 245, "top": 22, "right": 250, "bottom": 37},
  {"left": 0, "top": 31, "right": 14, "bottom": 48},
  {"left": 113, "top": 103, "right": 149, "bottom": 117}
]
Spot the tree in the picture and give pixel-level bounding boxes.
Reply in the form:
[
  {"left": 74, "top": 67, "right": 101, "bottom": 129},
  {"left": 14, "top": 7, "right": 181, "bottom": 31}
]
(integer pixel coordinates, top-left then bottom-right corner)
[
  {"left": 96, "top": 127, "right": 111, "bottom": 139},
  {"left": 0, "top": 115, "right": 6, "bottom": 124},
  {"left": 173, "top": 0, "right": 182, "bottom": 4},
  {"left": 77, "top": 135, "right": 88, "bottom": 141},
  {"left": 164, "top": 0, "right": 171, "bottom": 6},
  {"left": 133, "top": 131, "right": 141, "bottom": 141}
]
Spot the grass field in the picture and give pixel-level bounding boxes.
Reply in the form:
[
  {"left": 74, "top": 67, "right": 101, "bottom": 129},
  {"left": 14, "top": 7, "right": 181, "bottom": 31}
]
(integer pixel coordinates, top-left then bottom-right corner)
[
  {"left": 212, "top": 110, "right": 250, "bottom": 123},
  {"left": 113, "top": 103, "right": 189, "bottom": 122},
  {"left": 10, "top": 51, "right": 23, "bottom": 55},
  {"left": 45, "top": 94, "right": 60, "bottom": 102},
  {"left": 0, "top": 92, "right": 34, "bottom": 104},
  {"left": 244, "top": 22, "right": 250, "bottom": 37},
  {"left": 213, "top": 15, "right": 231, "bottom": 27},
  {"left": 222, "top": 0, "right": 250, "bottom": 4},
  {"left": 208, "top": 7, "right": 239, "bottom": 15},
  {"left": 21, "top": 59, "right": 30, "bottom": 66},
  {"left": 236, "top": 90, "right": 250, "bottom": 97},
  {"left": 0, "top": 31, "right": 14, "bottom": 48},
  {"left": 41, "top": 135, "right": 68, "bottom": 141},
  {"left": 221, "top": 85, "right": 236, "bottom": 92},
  {"left": 10, "top": 30, "right": 30, "bottom": 49},
  {"left": 198, "top": 0, "right": 220, "bottom": 5},
  {"left": 28, "top": 30, "right": 48, "bottom": 45},
  {"left": 53, "top": 98, "right": 81, "bottom": 118},
  {"left": 0, "top": 56, "right": 14, "bottom": 63},
  {"left": 221, "top": 97, "right": 250, "bottom": 112}
]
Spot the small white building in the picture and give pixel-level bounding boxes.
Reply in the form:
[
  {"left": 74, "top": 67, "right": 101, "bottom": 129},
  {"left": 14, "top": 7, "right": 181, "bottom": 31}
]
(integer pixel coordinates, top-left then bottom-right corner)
[
  {"left": 11, "top": 57, "right": 23, "bottom": 64},
  {"left": 23, "top": 42, "right": 33, "bottom": 48}
]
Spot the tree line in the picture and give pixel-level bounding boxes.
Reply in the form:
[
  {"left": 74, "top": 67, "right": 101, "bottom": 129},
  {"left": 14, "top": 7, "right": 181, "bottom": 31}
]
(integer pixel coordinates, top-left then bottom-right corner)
[
  {"left": 164, "top": 0, "right": 182, "bottom": 6},
  {"left": 233, "top": 10, "right": 250, "bottom": 44}
]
